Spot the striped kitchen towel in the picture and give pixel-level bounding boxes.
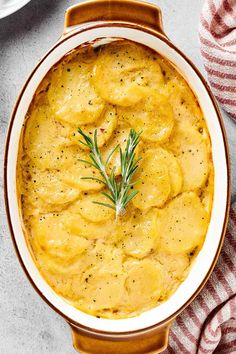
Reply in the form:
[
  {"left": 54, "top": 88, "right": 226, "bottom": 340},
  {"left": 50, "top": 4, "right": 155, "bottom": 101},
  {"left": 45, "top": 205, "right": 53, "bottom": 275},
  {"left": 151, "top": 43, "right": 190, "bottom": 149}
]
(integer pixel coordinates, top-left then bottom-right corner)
[
  {"left": 164, "top": 2, "right": 236, "bottom": 352},
  {"left": 164, "top": 204, "right": 236, "bottom": 353},
  {"left": 199, "top": 0, "right": 236, "bottom": 119}
]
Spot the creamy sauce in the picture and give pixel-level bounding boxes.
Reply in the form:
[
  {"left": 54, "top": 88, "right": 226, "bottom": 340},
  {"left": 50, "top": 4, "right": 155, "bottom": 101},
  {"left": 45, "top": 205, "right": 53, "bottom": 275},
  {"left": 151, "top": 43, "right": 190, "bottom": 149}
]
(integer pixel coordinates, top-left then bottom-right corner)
[{"left": 17, "top": 40, "right": 214, "bottom": 319}]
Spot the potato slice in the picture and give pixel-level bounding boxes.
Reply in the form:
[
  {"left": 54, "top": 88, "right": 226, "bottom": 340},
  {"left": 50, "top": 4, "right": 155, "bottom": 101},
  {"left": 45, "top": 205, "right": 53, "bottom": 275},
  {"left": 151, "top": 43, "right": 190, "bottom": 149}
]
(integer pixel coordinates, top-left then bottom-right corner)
[
  {"left": 77, "top": 252, "right": 124, "bottom": 310},
  {"left": 124, "top": 260, "right": 163, "bottom": 310},
  {"left": 60, "top": 160, "right": 104, "bottom": 192},
  {"left": 70, "top": 192, "right": 115, "bottom": 223},
  {"left": 77, "top": 272, "right": 125, "bottom": 312},
  {"left": 64, "top": 213, "right": 115, "bottom": 239},
  {"left": 34, "top": 252, "right": 88, "bottom": 276},
  {"left": 37, "top": 241, "right": 124, "bottom": 302},
  {"left": 152, "top": 147, "right": 183, "bottom": 198},
  {"left": 22, "top": 167, "right": 80, "bottom": 209},
  {"left": 117, "top": 209, "right": 159, "bottom": 259},
  {"left": 29, "top": 140, "right": 89, "bottom": 171},
  {"left": 47, "top": 58, "right": 105, "bottom": 126},
  {"left": 24, "top": 104, "right": 73, "bottom": 169},
  {"left": 92, "top": 42, "right": 164, "bottom": 107},
  {"left": 158, "top": 192, "right": 209, "bottom": 254},
  {"left": 155, "top": 251, "right": 190, "bottom": 280},
  {"left": 35, "top": 145, "right": 86, "bottom": 171},
  {"left": 91, "top": 241, "right": 124, "bottom": 274},
  {"left": 30, "top": 213, "right": 90, "bottom": 260},
  {"left": 36, "top": 174, "right": 79, "bottom": 205},
  {"left": 70, "top": 105, "right": 117, "bottom": 149},
  {"left": 165, "top": 78, "right": 203, "bottom": 128},
  {"left": 167, "top": 123, "right": 209, "bottom": 191},
  {"left": 119, "top": 92, "right": 174, "bottom": 143},
  {"left": 66, "top": 243, "right": 124, "bottom": 309},
  {"left": 132, "top": 149, "right": 171, "bottom": 210}
]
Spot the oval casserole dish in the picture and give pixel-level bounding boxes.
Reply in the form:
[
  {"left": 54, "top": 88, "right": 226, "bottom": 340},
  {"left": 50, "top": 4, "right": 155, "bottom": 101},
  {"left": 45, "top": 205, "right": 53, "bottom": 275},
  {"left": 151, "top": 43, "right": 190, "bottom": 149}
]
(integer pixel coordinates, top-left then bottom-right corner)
[{"left": 4, "top": 1, "right": 230, "bottom": 353}]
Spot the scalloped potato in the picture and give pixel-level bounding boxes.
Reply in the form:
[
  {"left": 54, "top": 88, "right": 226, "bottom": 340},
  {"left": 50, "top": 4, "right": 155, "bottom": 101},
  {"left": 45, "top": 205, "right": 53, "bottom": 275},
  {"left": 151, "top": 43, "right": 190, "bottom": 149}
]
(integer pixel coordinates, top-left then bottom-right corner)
[
  {"left": 92, "top": 41, "right": 164, "bottom": 107},
  {"left": 47, "top": 48, "right": 105, "bottom": 126},
  {"left": 167, "top": 122, "right": 210, "bottom": 191},
  {"left": 157, "top": 193, "right": 209, "bottom": 254},
  {"left": 17, "top": 40, "right": 214, "bottom": 319},
  {"left": 69, "top": 105, "right": 117, "bottom": 148},
  {"left": 118, "top": 91, "right": 174, "bottom": 143},
  {"left": 132, "top": 148, "right": 182, "bottom": 210}
]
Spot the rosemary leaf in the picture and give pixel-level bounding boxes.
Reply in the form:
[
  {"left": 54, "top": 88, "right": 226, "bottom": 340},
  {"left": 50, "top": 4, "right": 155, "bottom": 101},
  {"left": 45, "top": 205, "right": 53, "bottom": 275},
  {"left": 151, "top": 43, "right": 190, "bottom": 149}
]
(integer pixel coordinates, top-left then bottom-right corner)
[
  {"left": 101, "top": 191, "right": 116, "bottom": 203},
  {"left": 105, "top": 144, "right": 120, "bottom": 166},
  {"left": 92, "top": 201, "right": 116, "bottom": 210},
  {"left": 77, "top": 158, "right": 97, "bottom": 169},
  {"left": 80, "top": 176, "right": 105, "bottom": 184}
]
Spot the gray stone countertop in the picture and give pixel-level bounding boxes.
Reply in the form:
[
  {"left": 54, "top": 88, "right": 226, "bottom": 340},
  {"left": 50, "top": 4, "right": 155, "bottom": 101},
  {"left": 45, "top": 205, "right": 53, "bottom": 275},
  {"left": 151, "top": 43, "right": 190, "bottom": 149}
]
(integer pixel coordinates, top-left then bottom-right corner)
[{"left": 0, "top": 0, "right": 235, "bottom": 353}]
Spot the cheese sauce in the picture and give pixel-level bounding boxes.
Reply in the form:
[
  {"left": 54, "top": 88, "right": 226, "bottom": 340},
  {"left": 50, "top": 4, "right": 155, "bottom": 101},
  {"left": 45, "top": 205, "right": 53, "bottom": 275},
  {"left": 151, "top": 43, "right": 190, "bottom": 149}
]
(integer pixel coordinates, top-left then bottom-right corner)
[{"left": 17, "top": 40, "right": 214, "bottom": 319}]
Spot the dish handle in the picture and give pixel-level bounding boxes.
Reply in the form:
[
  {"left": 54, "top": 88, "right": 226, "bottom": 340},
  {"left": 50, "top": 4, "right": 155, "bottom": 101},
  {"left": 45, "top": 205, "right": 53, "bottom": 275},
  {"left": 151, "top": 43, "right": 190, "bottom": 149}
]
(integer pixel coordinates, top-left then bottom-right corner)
[
  {"left": 69, "top": 322, "right": 171, "bottom": 354},
  {"left": 63, "top": 0, "right": 168, "bottom": 38}
]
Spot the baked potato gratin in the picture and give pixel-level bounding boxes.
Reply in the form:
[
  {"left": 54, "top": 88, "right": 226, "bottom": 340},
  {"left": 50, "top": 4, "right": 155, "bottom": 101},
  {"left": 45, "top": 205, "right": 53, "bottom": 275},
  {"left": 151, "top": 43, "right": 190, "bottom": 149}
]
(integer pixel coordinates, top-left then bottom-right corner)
[{"left": 17, "top": 40, "right": 214, "bottom": 319}]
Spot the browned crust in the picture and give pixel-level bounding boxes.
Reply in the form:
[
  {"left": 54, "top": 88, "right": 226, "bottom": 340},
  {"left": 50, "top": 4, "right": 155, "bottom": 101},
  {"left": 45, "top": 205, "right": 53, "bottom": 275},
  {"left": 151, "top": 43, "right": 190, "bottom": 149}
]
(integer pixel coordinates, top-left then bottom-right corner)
[{"left": 4, "top": 22, "right": 231, "bottom": 338}]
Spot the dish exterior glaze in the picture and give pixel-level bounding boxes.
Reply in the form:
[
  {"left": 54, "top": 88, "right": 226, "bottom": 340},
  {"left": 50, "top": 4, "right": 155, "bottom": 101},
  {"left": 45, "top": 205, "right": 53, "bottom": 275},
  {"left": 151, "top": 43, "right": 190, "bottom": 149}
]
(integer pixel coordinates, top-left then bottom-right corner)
[{"left": 17, "top": 40, "right": 214, "bottom": 319}]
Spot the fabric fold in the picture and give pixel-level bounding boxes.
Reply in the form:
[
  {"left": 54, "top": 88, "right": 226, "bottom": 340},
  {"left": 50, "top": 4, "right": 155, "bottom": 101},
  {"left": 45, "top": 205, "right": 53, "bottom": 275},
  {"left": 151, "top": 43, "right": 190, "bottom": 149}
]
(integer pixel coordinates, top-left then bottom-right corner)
[{"left": 199, "top": 0, "right": 236, "bottom": 119}]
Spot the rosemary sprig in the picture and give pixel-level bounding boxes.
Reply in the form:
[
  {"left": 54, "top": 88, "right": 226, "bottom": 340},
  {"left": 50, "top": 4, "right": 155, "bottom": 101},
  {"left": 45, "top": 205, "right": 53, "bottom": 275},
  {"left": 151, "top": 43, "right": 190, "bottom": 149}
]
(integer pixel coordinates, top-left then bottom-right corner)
[{"left": 78, "top": 128, "right": 142, "bottom": 217}]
